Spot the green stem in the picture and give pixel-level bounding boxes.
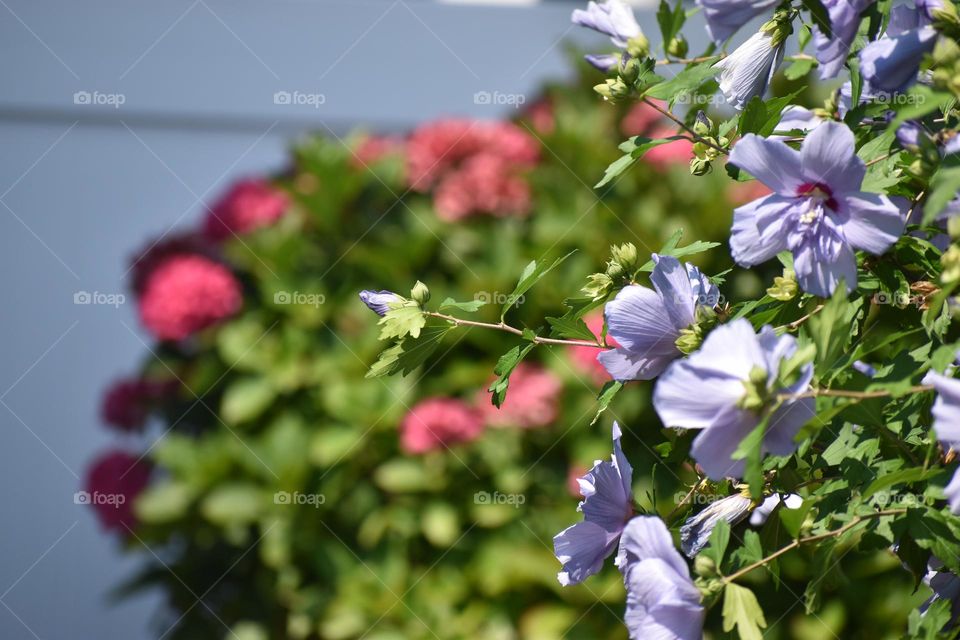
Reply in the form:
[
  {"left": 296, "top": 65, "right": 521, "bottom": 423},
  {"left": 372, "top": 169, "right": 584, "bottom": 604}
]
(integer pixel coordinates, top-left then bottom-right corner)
[
  {"left": 779, "top": 385, "right": 934, "bottom": 401},
  {"left": 642, "top": 99, "right": 729, "bottom": 156},
  {"left": 424, "top": 312, "right": 603, "bottom": 348}
]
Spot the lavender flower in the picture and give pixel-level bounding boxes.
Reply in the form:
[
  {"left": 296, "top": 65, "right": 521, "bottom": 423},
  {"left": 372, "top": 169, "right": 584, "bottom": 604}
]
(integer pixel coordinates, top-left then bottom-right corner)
[
  {"left": 679, "top": 492, "right": 754, "bottom": 556},
  {"left": 922, "top": 558, "right": 960, "bottom": 626},
  {"left": 617, "top": 516, "right": 705, "bottom": 640},
  {"left": 653, "top": 319, "right": 815, "bottom": 480},
  {"left": 859, "top": 3, "right": 939, "bottom": 94},
  {"left": 814, "top": 0, "right": 874, "bottom": 79},
  {"left": 773, "top": 106, "right": 824, "bottom": 139},
  {"left": 359, "top": 290, "right": 401, "bottom": 316},
  {"left": 697, "top": 0, "right": 779, "bottom": 44},
  {"left": 728, "top": 120, "right": 904, "bottom": 296},
  {"left": 925, "top": 370, "right": 960, "bottom": 513},
  {"left": 598, "top": 255, "right": 719, "bottom": 381},
  {"left": 897, "top": 121, "right": 960, "bottom": 156},
  {"left": 554, "top": 422, "right": 634, "bottom": 585},
  {"left": 715, "top": 28, "right": 786, "bottom": 110},
  {"left": 572, "top": 1, "right": 647, "bottom": 70}
]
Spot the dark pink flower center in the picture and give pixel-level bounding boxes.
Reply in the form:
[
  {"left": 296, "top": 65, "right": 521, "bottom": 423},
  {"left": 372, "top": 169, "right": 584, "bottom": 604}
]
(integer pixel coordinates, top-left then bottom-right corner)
[{"left": 796, "top": 182, "right": 838, "bottom": 211}]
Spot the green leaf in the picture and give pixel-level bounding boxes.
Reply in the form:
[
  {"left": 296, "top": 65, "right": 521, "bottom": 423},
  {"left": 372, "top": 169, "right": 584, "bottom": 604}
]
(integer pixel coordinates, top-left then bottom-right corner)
[
  {"left": 591, "top": 381, "right": 624, "bottom": 425},
  {"left": 636, "top": 230, "right": 721, "bottom": 271},
  {"left": 702, "top": 519, "right": 731, "bottom": 568},
  {"left": 134, "top": 482, "right": 193, "bottom": 524},
  {"left": 644, "top": 62, "right": 720, "bottom": 101},
  {"left": 547, "top": 315, "right": 597, "bottom": 342},
  {"left": 656, "top": 0, "right": 686, "bottom": 46},
  {"left": 722, "top": 583, "right": 767, "bottom": 640},
  {"left": 488, "top": 343, "right": 537, "bottom": 407},
  {"left": 439, "top": 297, "right": 486, "bottom": 313},
  {"left": 366, "top": 320, "right": 453, "bottom": 378},
  {"left": 862, "top": 467, "right": 932, "bottom": 500},
  {"left": 861, "top": 152, "right": 903, "bottom": 193},
  {"left": 596, "top": 137, "right": 687, "bottom": 188},
  {"left": 378, "top": 304, "right": 426, "bottom": 340},
  {"left": 222, "top": 377, "right": 277, "bottom": 425},
  {"left": 923, "top": 166, "right": 960, "bottom": 225},
  {"left": 201, "top": 484, "right": 263, "bottom": 525},
  {"left": 501, "top": 250, "right": 576, "bottom": 320},
  {"left": 784, "top": 57, "right": 816, "bottom": 80}
]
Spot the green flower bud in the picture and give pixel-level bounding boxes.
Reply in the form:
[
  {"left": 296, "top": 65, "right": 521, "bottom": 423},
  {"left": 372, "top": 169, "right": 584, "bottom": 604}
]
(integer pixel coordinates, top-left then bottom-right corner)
[
  {"left": 694, "top": 555, "right": 718, "bottom": 578},
  {"left": 606, "top": 260, "right": 625, "bottom": 278},
  {"left": 690, "top": 157, "right": 712, "bottom": 176},
  {"left": 410, "top": 280, "right": 430, "bottom": 305},
  {"left": 610, "top": 242, "right": 639, "bottom": 271},
  {"left": 943, "top": 246, "right": 960, "bottom": 284},
  {"left": 675, "top": 326, "right": 703, "bottom": 354},
  {"left": 594, "top": 78, "right": 631, "bottom": 102},
  {"left": 626, "top": 33, "right": 650, "bottom": 58},
  {"left": 620, "top": 55, "right": 642, "bottom": 84},
  {"left": 667, "top": 35, "right": 689, "bottom": 59},
  {"left": 692, "top": 111, "right": 713, "bottom": 137},
  {"left": 767, "top": 269, "right": 798, "bottom": 301},
  {"left": 583, "top": 272, "right": 614, "bottom": 300}
]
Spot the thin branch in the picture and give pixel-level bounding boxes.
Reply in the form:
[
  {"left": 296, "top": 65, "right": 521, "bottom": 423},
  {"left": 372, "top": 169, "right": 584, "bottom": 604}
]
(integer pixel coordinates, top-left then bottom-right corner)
[
  {"left": 655, "top": 55, "right": 720, "bottom": 66},
  {"left": 642, "top": 98, "right": 729, "bottom": 156},
  {"left": 722, "top": 509, "right": 906, "bottom": 584},
  {"left": 779, "top": 385, "right": 933, "bottom": 401},
  {"left": 425, "top": 312, "right": 603, "bottom": 348},
  {"left": 779, "top": 304, "right": 824, "bottom": 332}
]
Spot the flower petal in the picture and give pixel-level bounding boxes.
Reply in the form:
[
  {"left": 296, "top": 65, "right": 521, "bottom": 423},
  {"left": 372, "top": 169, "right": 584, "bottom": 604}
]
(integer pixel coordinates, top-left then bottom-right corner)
[
  {"left": 730, "top": 194, "right": 794, "bottom": 266},
  {"left": 650, "top": 255, "right": 698, "bottom": 329},
  {"left": 800, "top": 121, "right": 865, "bottom": 193},
  {"left": 931, "top": 373, "right": 960, "bottom": 446},
  {"left": 624, "top": 558, "right": 705, "bottom": 640},
  {"left": 690, "top": 404, "right": 758, "bottom": 480},
  {"left": 598, "top": 348, "right": 678, "bottom": 381},
  {"left": 840, "top": 192, "right": 905, "bottom": 254},
  {"left": 604, "top": 285, "right": 684, "bottom": 355},
  {"left": 617, "top": 515, "right": 691, "bottom": 577},
  {"left": 793, "top": 230, "right": 858, "bottom": 297},
  {"left": 729, "top": 134, "right": 804, "bottom": 195},
  {"left": 554, "top": 521, "right": 620, "bottom": 585}
]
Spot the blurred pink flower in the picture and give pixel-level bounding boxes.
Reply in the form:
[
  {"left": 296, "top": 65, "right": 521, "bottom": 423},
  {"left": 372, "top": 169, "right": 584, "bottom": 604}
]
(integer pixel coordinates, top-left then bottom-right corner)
[
  {"left": 568, "top": 312, "right": 614, "bottom": 385},
  {"left": 203, "top": 179, "right": 289, "bottom": 241},
  {"left": 128, "top": 231, "right": 211, "bottom": 296},
  {"left": 567, "top": 465, "right": 588, "bottom": 498},
  {"left": 85, "top": 450, "right": 151, "bottom": 534},
  {"left": 405, "top": 119, "right": 539, "bottom": 219},
  {"left": 139, "top": 254, "right": 242, "bottom": 341},
  {"left": 476, "top": 363, "right": 563, "bottom": 429},
  {"left": 353, "top": 135, "right": 405, "bottom": 167},
  {"left": 643, "top": 126, "right": 694, "bottom": 169},
  {"left": 400, "top": 397, "right": 484, "bottom": 454},
  {"left": 620, "top": 99, "right": 667, "bottom": 137},
  {"left": 100, "top": 378, "right": 175, "bottom": 432},
  {"left": 525, "top": 98, "right": 556, "bottom": 135}
]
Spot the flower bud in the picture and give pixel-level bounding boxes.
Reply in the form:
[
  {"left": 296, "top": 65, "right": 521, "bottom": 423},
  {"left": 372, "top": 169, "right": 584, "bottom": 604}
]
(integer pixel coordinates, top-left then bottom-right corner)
[
  {"left": 626, "top": 33, "right": 650, "bottom": 58},
  {"left": 610, "top": 243, "right": 639, "bottom": 271},
  {"left": 767, "top": 269, "right": 798, "bottom": 301},
  {"left": 943, "top": 246, "right": 960, "bottom": 284},
  {"left": 675, "top": 326, "right": 703, "bottom": 354},
  {"left": 410, "top": 280, "right": 430, "bottom": 305},
  {"left": 694, "top": 555, "right": 718, "bottom": 578},
  {"left": 619, "top": 54, "right": 642, "bottom": 84},
  {"left": 693, "top": 111, "right": 713, "bottom": 137},
  {"left": 690, "top": 157, "right": 712, "bottom": 176},
  {"left": 667, "top": 35, "right": 688, "bottom": 59},
  {"left": 582, "top": 272, "right": 614, "bottom": 300}
]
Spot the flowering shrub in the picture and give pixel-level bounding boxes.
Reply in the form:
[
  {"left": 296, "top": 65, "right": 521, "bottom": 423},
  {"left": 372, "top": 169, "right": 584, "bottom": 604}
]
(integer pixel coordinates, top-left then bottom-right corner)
[
  {"left": 365, "top": 1, "right": 960, "bottom": 638},
  {"left": 88, "top": 65, "right": 741, "bottom": 639}
]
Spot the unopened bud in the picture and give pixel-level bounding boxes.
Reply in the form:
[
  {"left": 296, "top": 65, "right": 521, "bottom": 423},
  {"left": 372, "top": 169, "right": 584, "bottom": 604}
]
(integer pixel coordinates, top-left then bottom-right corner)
[
  {"left": 411, "top": 280, "right": 430, "bottom": 305},
  {"left": 610, "top": 243, "right": 639, "bottom": 270},
  {"left": 626, "top": 33, "right": 650, "bottom": 58},
  {"left": 690, "top": 157, "right": 712, "bottom": 176},
  {"left": 693, "top": 111, "right": 713, "bottom": 137},
  {"left": 767, "top": 269, "right": 798, "bottom": 301},
  {"left": 667, "top": 35, "right": 688, "bottom": 59}
]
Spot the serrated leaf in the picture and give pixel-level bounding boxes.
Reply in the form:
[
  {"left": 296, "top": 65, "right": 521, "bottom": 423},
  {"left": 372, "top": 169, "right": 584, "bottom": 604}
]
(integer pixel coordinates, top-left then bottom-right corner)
[
  {"left": 591, "top": 381, "right": 624, "bottom": 425},
  {"left": 656, "top": 0, "right": 686, "bottom": 46},
  {"left": 722, "top": 583, "right": 767, "bottom": 640},
  {"left": 489, "top": 342, "right": 537, "bottom": 407},
  {"left": 784, "top": 57, "right": 816, "bottom": 80},
  {"left": 501, "top": 250, "right": 576, "bottom": 320},
  {"left": 644, "top": 62, "right": 720, "bottom": 101},
  {"left": 378, "top": 305, "right": 426, "bottom": 340},
  {"left": 596, "top": 137, "right": 687, "bottom": 188},
  {"left": 547, "top": 315, "right": 597, "bottom": 342},
  {"left": 439, "top": 297, "right": 486, "bottom": 313}
]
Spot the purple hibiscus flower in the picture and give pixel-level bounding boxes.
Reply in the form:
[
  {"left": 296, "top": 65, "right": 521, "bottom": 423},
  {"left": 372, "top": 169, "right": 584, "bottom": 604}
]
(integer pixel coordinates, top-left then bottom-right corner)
[
  {"left": 859, "top": 2, "right": 939, "bottom": 94},
  {"left": 814, "top": 0, "right": 875, "bottom": 79},
  {"left": 617, "top": 516, "right": 705, "bottom": 640},
  {"left": 554, "top": 422, "right": 634, "bottom": 585},
  {"left": 679, "top": 492, "right": 754, "bottom": 556},
  {"left": 715, "top": 28, "right": 786, "bottom": 110},
  {"left": 728, "top": 120, "right": 904, "bottom": 297},
  {"left": 925, "top": 370, "right": 960, "bottom": 513},
  {"left": 572, "top": 1, "right": 645, "bottom": 71},
  {"left": 653, "top": 319, "right": 815, "bottom": 480},
  {"left": 696, "top": 0, "right": 779, "bottom": 44},
  {"left": 598, "top": 255, "right": 719, "bottom": 381},
  {"left": 359, "top": 290, "right": 402, "bottom": 316}
]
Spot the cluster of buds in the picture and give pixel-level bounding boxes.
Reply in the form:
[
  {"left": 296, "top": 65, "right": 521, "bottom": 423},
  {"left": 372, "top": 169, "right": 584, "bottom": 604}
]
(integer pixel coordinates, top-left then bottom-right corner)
[
  {"left": 931, "top": 37, "right": 960, "bottom": 97},
  {"left": 689, "top": 112, "right": 730, "bottom": 176},
  {"left": 582, "top": 243, "right": 639, "bottom": 300},
  {"left": 595, "top": 53, "right": 655, "bottom": 103}
]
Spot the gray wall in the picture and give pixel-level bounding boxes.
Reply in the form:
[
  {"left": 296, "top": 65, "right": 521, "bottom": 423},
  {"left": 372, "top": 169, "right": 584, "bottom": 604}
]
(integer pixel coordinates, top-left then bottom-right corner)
[{"left": 0, "top": 1, "right": 662, "bottom": 637}]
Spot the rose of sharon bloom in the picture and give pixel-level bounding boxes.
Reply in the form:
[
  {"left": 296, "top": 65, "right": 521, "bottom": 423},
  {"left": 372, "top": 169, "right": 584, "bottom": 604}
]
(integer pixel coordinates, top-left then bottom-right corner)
[
  {"left": 653, "top": 319, "right": 816, "bottom": 480},
  {"left": 569, "top": 312, "right": 614, "bottom": 384},
  {"left": 814, "top": 0, "right": 874, "bottom": 79},
  {"left": 139, "top": 254, "right": 242, "bottom": 341},
  {"left": 924, "top": 370, "right": 960, "bottom": 513},
  {"left": 715, "top": 28, "right": 786, "bottom": 110},
  {"left": 696, "top": 0, "right": 778, "bottom": 44},
  {"left": 477, "top": 363, "right": 562, "bottom": 429},
  {"left": 85, "top": 450, "right": 151, "bottom": 533},
  {"left": 358, "top": 290, "right": 401, "bottom": 316},
  {"left": 400, "top": 397, "right": 484, "bottom": 454},
  {"left": 554, "top": 422, "right": 634, "bottom": 585},
  {"left": 729, "top": 121, "right": 904, "bottom": 297},
  {"left": 617, "top": 516, "right": 705, "bottom": 640},
  {"left": 571, "top": 1, "right": 644, "bottom": 71},
  {"left": 679, "top": 492, "right": 754, "bottom": 557},
  {"left": 749, "top": 492, "right": 803, "bottom": 526},
  {"left": 921, "top": 557, "right": 960, "bottom": 625},
  {"left": 203, "top": 179, "right": 289, "bottom": 241},
  {"left": 859, "top": 2, "right": 939, "bottom": 94},
  {"left": 600, "top": 255, "right": 719, "bottom": 381},
  {"left": 405, "top": 120, "right": 538, "bottom": 221},
  {"left": 100, "top": 377, "right": 174, "bottom": 432}
]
